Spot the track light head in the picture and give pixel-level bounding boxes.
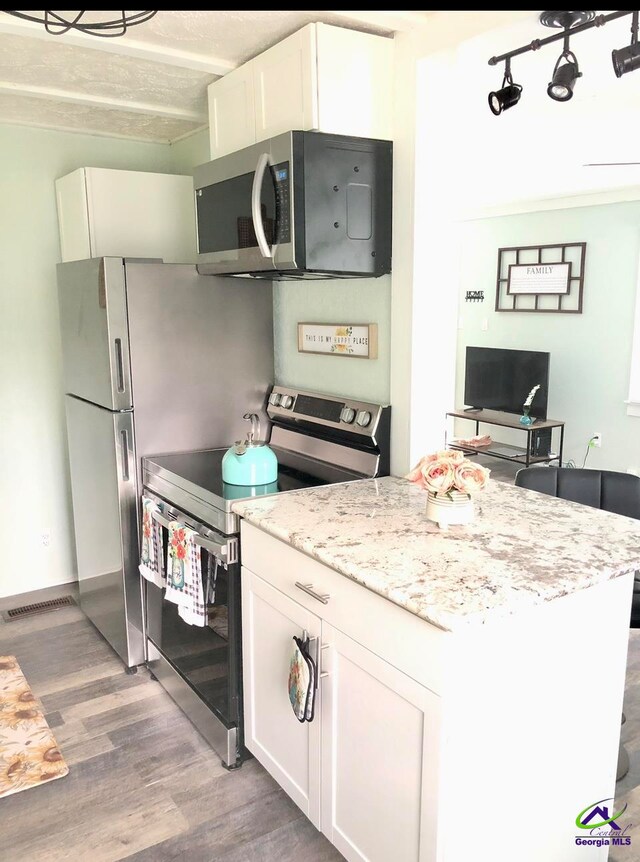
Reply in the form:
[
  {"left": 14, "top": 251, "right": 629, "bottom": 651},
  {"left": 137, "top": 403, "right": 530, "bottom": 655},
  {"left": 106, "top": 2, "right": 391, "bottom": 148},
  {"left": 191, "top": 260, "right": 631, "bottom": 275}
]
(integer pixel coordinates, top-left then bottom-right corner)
[
  {"left": 547, "top": 53, "right": 581, "bottom": 101},
  {"left": 488, "top": 59, "right": 522, "bottom": 116},
  {"left": 612, "top": 42, "right": 640, "bottom": 77},
  {"left": 488, "top": 83, "right": 523, "bottom": 115},
  {"left": 612, "top": 12, "right": 640, "bottom": 77}
]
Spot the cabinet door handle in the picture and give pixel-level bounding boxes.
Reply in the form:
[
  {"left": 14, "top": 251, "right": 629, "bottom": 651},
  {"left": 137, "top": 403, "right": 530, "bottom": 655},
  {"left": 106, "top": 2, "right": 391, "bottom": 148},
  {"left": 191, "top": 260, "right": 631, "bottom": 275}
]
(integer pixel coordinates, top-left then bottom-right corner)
[{"left": 295, "top": 582, "right": 330, "bottom": 604}]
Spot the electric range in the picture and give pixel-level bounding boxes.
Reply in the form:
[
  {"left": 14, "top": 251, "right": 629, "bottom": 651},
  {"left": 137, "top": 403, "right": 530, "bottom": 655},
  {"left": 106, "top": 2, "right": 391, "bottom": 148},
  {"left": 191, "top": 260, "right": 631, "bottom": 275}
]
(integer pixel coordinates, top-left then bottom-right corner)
[
  {"left": 143, "top": 386, "right": 391, "bottom": 535},
  {"left": 140, "top": 386, "right": 390, "bottom": 769}
]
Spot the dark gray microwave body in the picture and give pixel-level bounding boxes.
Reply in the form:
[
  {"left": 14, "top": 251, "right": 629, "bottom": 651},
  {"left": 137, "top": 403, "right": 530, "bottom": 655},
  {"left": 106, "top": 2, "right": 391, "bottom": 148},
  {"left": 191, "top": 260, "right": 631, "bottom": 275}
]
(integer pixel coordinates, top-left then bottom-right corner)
[{"left": 193, "top": 130, "right": 392, "bottom": 280}]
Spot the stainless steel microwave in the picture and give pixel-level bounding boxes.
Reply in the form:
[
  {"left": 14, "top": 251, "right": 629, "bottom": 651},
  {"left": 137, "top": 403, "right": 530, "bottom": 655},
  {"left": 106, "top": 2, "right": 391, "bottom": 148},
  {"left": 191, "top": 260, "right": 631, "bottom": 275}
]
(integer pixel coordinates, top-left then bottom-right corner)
[{"left": 193, "top": 130, "right": 392, "bottom": 280}]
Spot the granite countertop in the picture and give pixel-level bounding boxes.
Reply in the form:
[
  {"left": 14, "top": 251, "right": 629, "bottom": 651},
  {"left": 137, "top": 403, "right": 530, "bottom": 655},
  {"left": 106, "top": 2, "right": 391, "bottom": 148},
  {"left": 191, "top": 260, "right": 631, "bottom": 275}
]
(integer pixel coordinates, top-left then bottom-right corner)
[{"left": 232, "top": 475, "right": 640, "bottom": 632}]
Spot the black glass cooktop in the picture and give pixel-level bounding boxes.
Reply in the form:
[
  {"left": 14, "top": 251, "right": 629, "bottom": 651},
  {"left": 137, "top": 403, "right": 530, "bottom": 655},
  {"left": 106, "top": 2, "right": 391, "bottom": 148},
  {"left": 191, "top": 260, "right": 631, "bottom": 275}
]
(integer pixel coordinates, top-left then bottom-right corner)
[{"left": 144, "top": 446, "right": 359, "bottom": 511}]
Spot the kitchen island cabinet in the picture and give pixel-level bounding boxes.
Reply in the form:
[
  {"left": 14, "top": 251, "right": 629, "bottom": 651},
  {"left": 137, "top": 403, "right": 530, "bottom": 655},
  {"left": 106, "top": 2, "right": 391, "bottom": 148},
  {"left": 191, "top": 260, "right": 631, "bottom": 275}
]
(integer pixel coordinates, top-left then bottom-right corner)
[{"left": 234, "top": 477, "right": 640, "bottom": 862}]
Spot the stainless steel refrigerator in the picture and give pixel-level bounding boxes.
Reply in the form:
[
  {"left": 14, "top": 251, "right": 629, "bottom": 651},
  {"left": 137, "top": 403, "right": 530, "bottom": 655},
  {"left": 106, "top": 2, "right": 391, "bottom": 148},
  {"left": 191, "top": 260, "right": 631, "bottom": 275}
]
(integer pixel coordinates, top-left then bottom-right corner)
[{"left": 57, "top": 257, "right": 273, "bottom": 668}]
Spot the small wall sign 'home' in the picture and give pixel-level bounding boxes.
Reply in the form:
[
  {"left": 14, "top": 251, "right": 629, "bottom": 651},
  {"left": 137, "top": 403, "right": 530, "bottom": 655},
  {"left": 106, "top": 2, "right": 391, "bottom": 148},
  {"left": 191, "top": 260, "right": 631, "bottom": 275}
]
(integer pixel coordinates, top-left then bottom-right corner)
[
  {"left": 297, "top": 323, "right": 378, "bottom": 358},
  {"left": 508, "top": 262, "right": 571, "bottom": 295}
]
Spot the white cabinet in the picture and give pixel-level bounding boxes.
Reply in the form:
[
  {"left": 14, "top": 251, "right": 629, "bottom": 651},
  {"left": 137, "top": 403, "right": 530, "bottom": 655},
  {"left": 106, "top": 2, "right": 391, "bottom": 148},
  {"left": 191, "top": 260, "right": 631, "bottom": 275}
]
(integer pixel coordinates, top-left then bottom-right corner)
[
  {"left": 320, "top": 623, "right": 440, "bottom": 862},
  {"left": 240, "top": 523, "right": 441, "bottom": 862},
  {"left": 208, "top": 22, "right": 393, "bottom": 159},
  {"left": 207, "top": 64, "right": 256, "bottom": 159},
  {"left": 252, "top": 23, "right": 318, "bottom": 144},
  {"left": 241, "top": 567, "right": 322, "bottom": 827},
  {"left": 55, "top": 167, "right": 197, "bottom": 264}
]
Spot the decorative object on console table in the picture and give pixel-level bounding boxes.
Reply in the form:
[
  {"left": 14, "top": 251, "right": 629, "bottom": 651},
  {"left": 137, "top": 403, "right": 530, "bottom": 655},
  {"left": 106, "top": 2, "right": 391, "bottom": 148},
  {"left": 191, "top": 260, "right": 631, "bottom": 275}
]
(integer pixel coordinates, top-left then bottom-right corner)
[
  {"left": 519, "top": 384, "right": 540, "bottom": 426},
  {"left": 297, "top": 323, "right": 378, "bottom": 358},
  {"left": 406, "top": 449, "right": 490, "bottom": 529},
  {"left": 495, "top": 242, "right": 586, "bottom": 313}
]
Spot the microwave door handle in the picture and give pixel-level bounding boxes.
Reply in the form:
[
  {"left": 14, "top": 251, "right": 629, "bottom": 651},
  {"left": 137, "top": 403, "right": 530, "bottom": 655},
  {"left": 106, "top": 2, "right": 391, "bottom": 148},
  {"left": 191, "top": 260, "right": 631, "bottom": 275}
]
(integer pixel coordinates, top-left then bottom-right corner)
[{"left": 251, "top": 152, "right": 273, "bottom": 259}]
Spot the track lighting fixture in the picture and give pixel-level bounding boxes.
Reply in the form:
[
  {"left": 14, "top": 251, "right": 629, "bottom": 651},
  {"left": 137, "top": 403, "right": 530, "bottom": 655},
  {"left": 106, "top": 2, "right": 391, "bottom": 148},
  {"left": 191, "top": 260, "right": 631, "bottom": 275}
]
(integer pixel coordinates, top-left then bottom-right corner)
[
  {"left": 488, "top": 58, "right": 522, "bottom": 115},
  {"left": 612, "top": 11, "right": 640, "bottom": 78},
  {"left": 488, "top": 10, "right": 640, "bottom": 114}
]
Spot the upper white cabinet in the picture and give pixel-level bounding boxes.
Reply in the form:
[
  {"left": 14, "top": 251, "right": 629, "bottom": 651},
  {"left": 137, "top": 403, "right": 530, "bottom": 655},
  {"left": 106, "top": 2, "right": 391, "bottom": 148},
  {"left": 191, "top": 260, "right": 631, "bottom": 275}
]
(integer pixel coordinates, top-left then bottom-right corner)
[
  {"left": 207, "top": 64, "right": 256, "bottom": 159},
  {"left": 55, "top": 167, "right": 197, "bottom": 264},
  {"left": 208, "top": 22, "right": 393, "bottom": 159},
  {"left": 252, "top": 23, "right": 318, "bottom": 144}
]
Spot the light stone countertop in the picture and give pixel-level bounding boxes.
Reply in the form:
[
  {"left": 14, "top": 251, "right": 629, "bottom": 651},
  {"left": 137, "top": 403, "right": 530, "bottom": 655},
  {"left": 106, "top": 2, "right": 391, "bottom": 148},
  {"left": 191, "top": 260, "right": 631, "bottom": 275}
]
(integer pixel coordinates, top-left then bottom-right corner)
[{"left": 232, "top": 475, "right": 640, "bottom": 632}]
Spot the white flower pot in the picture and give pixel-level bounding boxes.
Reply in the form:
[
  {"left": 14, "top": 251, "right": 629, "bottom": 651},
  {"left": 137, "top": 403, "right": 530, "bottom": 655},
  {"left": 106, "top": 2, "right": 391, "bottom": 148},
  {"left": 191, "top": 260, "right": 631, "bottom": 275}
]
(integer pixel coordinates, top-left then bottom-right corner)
[{"left": 426, "top": 490, "right": 474, "bottom": 529}]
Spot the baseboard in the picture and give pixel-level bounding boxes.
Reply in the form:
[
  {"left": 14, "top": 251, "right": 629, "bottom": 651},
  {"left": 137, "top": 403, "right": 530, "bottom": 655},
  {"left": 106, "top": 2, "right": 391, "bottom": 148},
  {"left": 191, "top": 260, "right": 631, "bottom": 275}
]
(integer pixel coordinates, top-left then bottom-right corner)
[{"left": 0, "top": 578, "right": 79, "bottom": 605}]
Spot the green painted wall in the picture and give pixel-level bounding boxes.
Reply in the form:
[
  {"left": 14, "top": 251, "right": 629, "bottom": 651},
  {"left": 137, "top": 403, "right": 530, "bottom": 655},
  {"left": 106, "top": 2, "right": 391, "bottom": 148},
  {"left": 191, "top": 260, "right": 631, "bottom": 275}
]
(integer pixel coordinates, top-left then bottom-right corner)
[
  {"left": 274, "top": 277, "right": 391, "bottom": 403},
  {"left": 455, "top": 201, "right": 640, "bottom": 473},
  {"left": 0, "top": 123, "right": 175, "bottom": 597},
  {"left": 169, "top": 129, "right": 392, "bottom": 404},
  {"left": 169, "top": 128, "right": 209, "bottom": 173}
]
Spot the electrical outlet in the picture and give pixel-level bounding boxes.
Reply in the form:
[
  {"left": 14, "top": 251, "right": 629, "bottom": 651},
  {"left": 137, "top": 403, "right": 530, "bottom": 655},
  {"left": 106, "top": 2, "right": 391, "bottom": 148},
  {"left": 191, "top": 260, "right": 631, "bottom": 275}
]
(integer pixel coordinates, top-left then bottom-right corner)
[
  {"left": 41, "top": 529, "right": 51, "bottom": 547},
  {"left": 481, "top": 318, "right": 489, "bottom": 332},
  {"left": 591, "top": 432, "right": 602, "bottom": 448}
]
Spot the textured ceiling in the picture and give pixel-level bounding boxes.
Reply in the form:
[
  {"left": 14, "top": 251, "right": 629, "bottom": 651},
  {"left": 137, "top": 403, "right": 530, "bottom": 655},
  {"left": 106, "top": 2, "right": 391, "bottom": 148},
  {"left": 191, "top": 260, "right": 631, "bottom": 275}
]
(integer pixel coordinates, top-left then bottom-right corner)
[{"left": 0, "top": 10, "right": 429, "bottom": 144}]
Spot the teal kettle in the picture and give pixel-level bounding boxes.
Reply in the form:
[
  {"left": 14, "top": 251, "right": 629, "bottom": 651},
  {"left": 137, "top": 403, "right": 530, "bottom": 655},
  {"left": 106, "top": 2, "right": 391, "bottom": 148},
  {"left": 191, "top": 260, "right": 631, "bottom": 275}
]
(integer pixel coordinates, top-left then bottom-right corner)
[{"left": 222, "top": 413, "right": 278, "bottom": 486}]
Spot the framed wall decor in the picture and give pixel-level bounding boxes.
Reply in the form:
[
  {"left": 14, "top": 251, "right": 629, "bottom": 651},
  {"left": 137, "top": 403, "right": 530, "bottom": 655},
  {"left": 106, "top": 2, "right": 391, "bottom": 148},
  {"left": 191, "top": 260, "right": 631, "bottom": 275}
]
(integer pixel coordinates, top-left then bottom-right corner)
[
  {"left": 297, "top": 323, "right": 378, "bottom": 358},
  {"left": 495, "top": 242, "right": 586, "bottom": 313}
]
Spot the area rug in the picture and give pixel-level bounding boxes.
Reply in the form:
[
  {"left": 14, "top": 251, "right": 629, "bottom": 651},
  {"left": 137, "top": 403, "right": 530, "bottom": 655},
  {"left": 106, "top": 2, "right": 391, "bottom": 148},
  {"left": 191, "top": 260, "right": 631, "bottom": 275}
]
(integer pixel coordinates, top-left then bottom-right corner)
[{"left": 0, "top": 655, "right": 68, "bottom": 798}]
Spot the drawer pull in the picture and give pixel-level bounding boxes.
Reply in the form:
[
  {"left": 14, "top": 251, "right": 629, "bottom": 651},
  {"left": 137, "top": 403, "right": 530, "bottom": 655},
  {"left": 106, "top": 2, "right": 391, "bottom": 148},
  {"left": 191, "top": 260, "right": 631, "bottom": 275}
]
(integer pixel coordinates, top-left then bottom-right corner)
[{"left": 295, "top": 582, "right": 330, "bottom": 605}]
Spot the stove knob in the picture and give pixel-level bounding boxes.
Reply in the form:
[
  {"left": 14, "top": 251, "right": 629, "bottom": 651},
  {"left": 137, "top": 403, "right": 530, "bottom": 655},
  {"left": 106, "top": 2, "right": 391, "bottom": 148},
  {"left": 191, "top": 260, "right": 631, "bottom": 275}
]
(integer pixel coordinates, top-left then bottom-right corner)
[
  {"left": 340, "top": 407, "right": 356, "bottom": 424},
  {"left": 281, "top": 395, "right": 294, "bottom": 409},
  {"left": 355, "top": 410, "right": 372, "bottom": 428},
  {"left": 269, "top": 392, "right": 281, "bottom": 406}
]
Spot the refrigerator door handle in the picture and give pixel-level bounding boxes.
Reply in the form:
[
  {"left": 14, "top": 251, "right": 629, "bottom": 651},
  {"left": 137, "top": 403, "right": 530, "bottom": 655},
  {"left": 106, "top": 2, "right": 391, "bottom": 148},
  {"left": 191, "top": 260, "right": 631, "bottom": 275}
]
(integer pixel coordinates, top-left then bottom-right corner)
[
  {"left": 114, "top": 338, "right": 126, "bottom": 393},
  {"left": 251, "top": 152, "right": 273, "bottom": 259},
  {"left": 120, "top": 429, "right": 130, "bottom": 481}
]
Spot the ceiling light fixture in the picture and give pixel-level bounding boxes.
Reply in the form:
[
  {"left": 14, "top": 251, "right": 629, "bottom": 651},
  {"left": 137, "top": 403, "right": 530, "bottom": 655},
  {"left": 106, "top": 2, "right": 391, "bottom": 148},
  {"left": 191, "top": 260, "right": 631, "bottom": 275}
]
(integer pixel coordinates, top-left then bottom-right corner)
[
  {"left": 488, "top": 57, "right": 523, "bottom": 116},
  {"left": 612, "top": 10, "right": 640, "bottom": 78},
  {"left": 1, "top": 10, "right": 158, "bottom": 38},
  {"left": 488, "top": 10, "right": 637, "bottom": 114}
]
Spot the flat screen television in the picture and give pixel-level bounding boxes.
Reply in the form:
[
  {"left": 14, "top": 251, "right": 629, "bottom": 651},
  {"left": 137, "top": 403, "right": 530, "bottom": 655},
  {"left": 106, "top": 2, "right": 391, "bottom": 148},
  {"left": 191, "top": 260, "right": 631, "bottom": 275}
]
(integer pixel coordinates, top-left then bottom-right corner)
[{"left": 464, "top": 346, "right": 550, "bottom": 420}]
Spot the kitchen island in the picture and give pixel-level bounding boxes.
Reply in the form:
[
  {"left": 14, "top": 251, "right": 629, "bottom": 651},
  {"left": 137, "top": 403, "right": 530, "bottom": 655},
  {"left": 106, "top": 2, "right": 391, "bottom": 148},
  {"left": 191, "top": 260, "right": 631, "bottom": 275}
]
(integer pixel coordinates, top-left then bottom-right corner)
[{"left": 233, "top": 476, "right": 640, "bottom": 862}]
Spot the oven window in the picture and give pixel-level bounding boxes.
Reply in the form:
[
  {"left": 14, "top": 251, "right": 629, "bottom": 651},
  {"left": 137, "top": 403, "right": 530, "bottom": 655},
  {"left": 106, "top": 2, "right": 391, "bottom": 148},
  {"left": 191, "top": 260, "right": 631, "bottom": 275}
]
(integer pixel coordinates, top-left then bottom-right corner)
[
  {"left": 197, "top": 170, "right": 276, "bottom": 254},
  {"left": 152, "top": 551, "right": 238, "bottom": 724}
]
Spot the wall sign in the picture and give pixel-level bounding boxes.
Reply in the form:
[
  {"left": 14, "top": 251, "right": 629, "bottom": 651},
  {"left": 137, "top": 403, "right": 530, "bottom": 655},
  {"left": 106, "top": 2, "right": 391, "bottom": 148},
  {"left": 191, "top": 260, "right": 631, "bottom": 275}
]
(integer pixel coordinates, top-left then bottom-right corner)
[
  {"left": 507, "top": 262, "right": 571, "bottom": 295},
  {"left": 297, "top": 323, "right": 378, "bottom": 358},
  {"left": 465, "top": 290, "right": 485, "bottom": 303},
  {"left": 495, "top": 242, "right": 587, "bottom": 314}
]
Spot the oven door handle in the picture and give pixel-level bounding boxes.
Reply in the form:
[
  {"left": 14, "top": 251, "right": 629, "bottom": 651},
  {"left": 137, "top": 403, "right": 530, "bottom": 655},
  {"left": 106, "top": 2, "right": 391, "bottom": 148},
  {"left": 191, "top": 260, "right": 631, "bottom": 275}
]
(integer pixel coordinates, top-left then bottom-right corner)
[
  {"left": 150, "top": 509, "right": 234, "bottom": 563},
  {"left": 251, "top": 152, "right": 273, "bottom": 259}
]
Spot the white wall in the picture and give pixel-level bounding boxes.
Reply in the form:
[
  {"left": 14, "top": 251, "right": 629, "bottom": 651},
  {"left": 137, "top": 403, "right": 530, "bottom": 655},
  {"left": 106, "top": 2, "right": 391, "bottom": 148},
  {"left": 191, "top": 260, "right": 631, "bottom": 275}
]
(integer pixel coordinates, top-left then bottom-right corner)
[
  {"left": 390, "top": 12, "right": 533, "bottom": 475},
  {"left": 0, "top": 123, "right": 174, "bottom": 599}
]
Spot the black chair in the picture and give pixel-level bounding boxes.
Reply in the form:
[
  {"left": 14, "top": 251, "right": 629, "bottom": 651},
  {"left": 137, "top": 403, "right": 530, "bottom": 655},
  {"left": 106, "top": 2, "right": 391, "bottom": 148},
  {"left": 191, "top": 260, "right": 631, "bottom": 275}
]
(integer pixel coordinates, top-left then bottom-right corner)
[{"left": 515, "top": 466, "right": 640, "bottom": 780}]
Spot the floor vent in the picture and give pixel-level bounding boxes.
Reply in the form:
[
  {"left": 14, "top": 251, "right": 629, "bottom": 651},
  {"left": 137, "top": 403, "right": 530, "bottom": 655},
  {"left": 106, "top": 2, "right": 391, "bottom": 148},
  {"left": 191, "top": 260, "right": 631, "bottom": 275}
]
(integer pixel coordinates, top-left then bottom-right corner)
[{"left": 1, "top": 595, "right": 76, "bottom": 622}]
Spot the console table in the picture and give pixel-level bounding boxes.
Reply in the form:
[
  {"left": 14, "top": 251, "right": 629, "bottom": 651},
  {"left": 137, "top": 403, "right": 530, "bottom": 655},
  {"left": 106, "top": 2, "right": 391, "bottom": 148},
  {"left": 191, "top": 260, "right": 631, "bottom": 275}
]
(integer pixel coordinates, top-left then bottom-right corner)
[{"left": 445, "top": 409, "right": 565, "bottom": 468}]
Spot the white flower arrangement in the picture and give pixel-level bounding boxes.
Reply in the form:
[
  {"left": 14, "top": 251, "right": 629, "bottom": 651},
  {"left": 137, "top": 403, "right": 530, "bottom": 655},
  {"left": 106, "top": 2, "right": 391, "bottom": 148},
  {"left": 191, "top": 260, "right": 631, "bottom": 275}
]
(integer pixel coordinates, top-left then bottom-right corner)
[{"left": 523, "top": 384, "right": 540, "bottom": 410}]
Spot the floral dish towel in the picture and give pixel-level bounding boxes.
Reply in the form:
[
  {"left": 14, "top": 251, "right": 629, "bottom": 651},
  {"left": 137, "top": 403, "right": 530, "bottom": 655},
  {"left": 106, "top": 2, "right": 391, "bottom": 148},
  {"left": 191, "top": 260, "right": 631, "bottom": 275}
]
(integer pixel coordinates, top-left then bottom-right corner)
[
  {"left": 164, "top": 521, "right": 206, "bottom": 627},
  {"left": 139, "top": 496, "right": 165, "bottom": 588}
]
